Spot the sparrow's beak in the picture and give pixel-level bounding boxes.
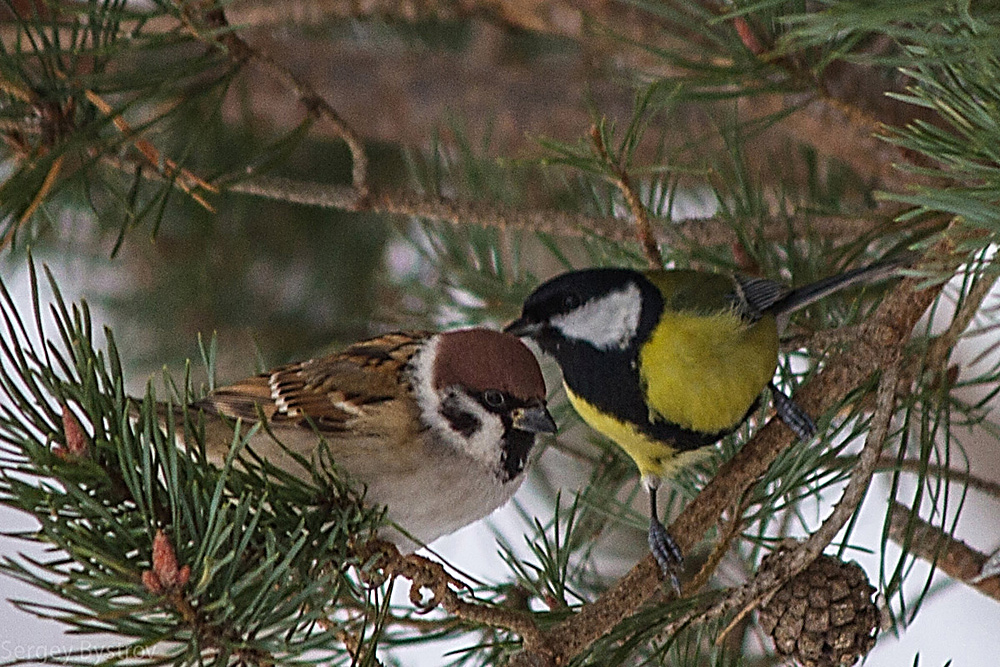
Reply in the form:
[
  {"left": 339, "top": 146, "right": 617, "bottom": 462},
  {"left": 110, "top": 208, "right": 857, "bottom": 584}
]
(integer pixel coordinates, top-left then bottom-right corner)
[
  {"left": 504, "top": 317, "right": 542, "bottom": 338},
  {"left": 511, "top": 404, "right": 557, "bottom": 434}
]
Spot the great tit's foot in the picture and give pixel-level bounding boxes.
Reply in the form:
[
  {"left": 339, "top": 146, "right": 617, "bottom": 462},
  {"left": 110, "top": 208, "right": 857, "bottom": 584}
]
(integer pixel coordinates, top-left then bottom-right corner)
[
  {"left": 648, "top": 517, "right": 683, "bottom": 594},
  {"left": 770, "top": 382, "right": 817, "bottom": 440}
]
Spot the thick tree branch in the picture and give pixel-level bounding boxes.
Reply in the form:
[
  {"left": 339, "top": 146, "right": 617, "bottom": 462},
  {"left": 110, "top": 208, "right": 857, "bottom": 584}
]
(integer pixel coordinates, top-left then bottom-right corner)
[{"left": 888, "top": 502, "right": 1000, "bottom": 603}]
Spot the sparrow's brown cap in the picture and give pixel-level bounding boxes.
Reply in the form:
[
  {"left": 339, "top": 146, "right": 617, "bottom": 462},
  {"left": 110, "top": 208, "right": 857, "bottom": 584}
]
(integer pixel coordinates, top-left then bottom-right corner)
[{"left": 432, "top": 329, "right": 546, "bottom": 401}]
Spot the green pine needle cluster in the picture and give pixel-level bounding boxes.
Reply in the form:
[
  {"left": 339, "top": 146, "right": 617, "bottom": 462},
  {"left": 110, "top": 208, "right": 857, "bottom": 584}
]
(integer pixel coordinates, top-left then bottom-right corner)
[{"left": 0, "top": 262, "right": 387, "bottom": 666}]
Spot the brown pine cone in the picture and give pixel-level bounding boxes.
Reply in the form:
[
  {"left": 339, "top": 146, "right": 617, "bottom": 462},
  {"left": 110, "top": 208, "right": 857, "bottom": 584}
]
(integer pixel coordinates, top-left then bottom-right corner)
[{"left": 758, "top": 552, "right": 879, "bottom": 667}]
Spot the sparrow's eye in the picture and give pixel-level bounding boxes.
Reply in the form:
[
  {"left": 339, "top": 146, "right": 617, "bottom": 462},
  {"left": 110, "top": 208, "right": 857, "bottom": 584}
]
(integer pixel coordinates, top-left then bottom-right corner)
[
  {"left": 562, "top": 293, "right": 582, "bottom": 310},
  {"left": 483, "top": 390, "right": 506, "bottom": 408}
]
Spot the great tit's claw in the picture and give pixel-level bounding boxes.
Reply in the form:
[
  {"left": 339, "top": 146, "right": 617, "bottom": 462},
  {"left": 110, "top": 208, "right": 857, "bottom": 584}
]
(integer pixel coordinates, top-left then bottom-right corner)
[
  {"left": 770, "top": 383, "right": 817, "bottom": 440},
  {"left": 648, "top": 517, "right": 683, "bottom": 594}
]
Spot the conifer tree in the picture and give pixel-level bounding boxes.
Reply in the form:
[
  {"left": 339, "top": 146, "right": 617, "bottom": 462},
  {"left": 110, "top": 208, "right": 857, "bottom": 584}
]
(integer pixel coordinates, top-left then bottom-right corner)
[{"left": 2, "top": 1, "right": 999, "bottom": 665}]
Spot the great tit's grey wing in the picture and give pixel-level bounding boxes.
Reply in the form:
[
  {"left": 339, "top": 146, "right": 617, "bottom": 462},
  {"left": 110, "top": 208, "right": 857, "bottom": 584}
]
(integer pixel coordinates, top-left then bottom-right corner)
[{"left": 732, "top": 275, "right": 792, "bottom": 322}]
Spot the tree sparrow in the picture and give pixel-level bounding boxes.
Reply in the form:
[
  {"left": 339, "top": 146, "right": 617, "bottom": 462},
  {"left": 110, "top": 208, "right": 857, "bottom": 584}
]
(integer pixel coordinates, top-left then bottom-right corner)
[{"left": 181, "top": 328, "right": 556, "bottom": 551}]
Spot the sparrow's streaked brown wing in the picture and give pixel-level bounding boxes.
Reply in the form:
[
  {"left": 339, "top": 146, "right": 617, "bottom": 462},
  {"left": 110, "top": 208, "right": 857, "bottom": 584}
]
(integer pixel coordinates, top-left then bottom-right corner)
[{"left": 194, "top": 331, "right": 430, "bottom": 433}]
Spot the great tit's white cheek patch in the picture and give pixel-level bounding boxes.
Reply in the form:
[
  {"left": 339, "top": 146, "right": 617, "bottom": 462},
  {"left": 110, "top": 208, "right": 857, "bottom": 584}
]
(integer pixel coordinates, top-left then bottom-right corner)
[{"left": 550, "top": 282, "right": 642, "bottom": 350}]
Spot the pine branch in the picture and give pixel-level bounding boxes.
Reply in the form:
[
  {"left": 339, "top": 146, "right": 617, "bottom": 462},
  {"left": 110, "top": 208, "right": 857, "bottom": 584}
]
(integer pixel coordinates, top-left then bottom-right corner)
[
  {"left": 227, "top": 174, "right": 910, "bottom": 248},
  {"left": 888, "top": 502, "right": 1000, "bottom": 604},
  {"left": 0, "top": 261, "right": 387, "bottom": 665}
]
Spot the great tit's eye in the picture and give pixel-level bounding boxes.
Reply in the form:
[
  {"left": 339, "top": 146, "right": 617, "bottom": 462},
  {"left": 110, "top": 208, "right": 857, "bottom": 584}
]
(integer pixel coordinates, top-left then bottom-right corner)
[
  {"left": 483, "top": 389, "right": 506, "bottom": 408},
  {"left": 562, "top": 293, "right": 582, "bottom": 310}
]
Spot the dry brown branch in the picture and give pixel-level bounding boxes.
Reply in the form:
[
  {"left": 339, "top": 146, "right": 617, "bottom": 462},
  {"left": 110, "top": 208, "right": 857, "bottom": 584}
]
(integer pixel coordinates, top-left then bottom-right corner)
[
  {"left": 508, "top": 233, "right": 958, "bottom": 666},
  {"left": 227, "top": 174, "right": 907, "bottom": 248},
  {"left": 887, "top": 502, "right": 1000, "bottom": 603},
  {"left": 589, "top": 124, "right": 665, "bottom": 269},
  {"left": 360, "top": 541, "right": 545, "bottom": 649}
]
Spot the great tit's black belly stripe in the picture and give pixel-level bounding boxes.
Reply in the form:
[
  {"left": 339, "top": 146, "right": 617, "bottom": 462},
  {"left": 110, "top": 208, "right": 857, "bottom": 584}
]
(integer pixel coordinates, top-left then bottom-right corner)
[{"left": 556, "top": 340, "right": 737, "bottom": 452}]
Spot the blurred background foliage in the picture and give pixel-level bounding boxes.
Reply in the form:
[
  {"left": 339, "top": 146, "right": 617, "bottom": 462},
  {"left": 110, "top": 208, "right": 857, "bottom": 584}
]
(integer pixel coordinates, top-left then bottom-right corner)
[{"left": 2, "top": 0, "right": 1000, "bottom": 665}]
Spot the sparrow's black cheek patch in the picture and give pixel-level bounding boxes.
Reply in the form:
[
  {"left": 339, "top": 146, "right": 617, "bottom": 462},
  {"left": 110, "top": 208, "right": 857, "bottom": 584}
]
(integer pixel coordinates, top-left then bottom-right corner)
[
  {"left": 500, "top": 429, "right": 534, "bottom": 482},
  {"left": 440, "top": 397, "right": 481, "bottom": 438}
]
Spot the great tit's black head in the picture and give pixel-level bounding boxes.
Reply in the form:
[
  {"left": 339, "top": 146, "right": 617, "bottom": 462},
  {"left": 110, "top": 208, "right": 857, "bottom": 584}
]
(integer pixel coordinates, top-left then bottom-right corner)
[{"left": 505, "top": 268, "right": 661, "bottom": 354}]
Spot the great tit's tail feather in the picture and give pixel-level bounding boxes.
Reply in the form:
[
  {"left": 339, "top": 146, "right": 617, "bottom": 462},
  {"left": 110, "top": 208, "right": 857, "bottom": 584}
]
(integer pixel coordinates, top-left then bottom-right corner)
[{"left": 771, "top": 251, "right": 917, "bottom": 317}]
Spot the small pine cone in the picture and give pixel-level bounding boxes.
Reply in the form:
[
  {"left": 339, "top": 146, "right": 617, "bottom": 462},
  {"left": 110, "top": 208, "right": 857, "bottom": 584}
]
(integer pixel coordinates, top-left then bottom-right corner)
[{"left": 758, "top": 553, "right": 878, "bottom": 667}]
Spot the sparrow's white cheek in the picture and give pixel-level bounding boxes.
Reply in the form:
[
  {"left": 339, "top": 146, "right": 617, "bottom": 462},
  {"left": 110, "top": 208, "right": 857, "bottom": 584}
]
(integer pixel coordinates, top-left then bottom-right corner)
[
  {"left": 435, "top": 390, "right": 506, "bottom": 469},
  {"left": 550, "top": 283, "right": 642, "bottom": 350}
]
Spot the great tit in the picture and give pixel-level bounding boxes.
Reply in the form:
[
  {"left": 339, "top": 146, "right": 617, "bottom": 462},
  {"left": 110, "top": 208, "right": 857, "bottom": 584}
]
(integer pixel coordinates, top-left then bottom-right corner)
[{"left": 505, "top": 259, "right": 906, "bottom": 589}]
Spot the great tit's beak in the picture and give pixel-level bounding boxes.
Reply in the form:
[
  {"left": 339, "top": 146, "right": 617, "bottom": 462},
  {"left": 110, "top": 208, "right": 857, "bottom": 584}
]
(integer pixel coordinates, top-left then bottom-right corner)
[
  {"left": 504, "top": 317, "right": 542, "bottom": 338},
  {"left": 511, "top": 403, "right": 557, "bottom": 434}
]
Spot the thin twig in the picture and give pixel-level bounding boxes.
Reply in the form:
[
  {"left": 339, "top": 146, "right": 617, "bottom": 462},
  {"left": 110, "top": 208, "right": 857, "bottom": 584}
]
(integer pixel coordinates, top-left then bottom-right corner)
[
  {"left": 337, "top": 628, "right": 388, "bottom": 667},
  {"left": 686, "top": 490, "right": 755, "bottom": 596},
  {"left": 887, "top": 501, "right": 1000, "bottom": 603},
  {"left": 226, "top": 174, "right": 902, "bottom": 249},
  {"left": 180, "top": 5, "right": 369, "bottom": 202},
  {"left": 876, "top": 457, "right": 1000, "bottom": 500},
  {"left": 589, "top": 125, "right": 664, "bottom": 269}
]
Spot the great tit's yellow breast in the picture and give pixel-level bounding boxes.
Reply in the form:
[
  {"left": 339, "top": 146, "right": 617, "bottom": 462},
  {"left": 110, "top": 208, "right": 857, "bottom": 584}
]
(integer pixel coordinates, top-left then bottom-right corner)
[
  {"left": 564, "top": 383, "right": 711, "bottom": 479},
  {"left": 639, "top": 309, "right": 778, "bottom": 434}
]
